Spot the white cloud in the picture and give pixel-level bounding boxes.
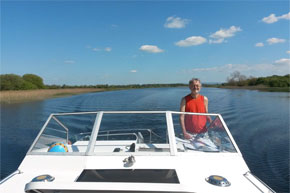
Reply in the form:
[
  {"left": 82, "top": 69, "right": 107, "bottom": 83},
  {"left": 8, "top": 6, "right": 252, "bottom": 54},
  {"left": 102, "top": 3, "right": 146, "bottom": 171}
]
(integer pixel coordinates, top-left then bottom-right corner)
[
  {"left": 255, "top": 42, "right": 264, "bottom": 47},
  {"left": 181, "top": 59, "right": 289, "bottom": 82},
  {"left": 186, "top": 60, "right": 289, "bottom": 77},
  {"left": 209, "top": 26, "right": 242, "bottom": 44},
  {"left": 210, "top": 26, "right": 241, "bottom": 39},
  {"left": 139, "top": 45, "right": 164, "bottom": 53},
  {"left": 280, "top": 12, "right": 290, "bottom": 19},
  {"left": 175, "top": 36, "right": 207, "bottom": 47},
  {"left": 286, "top": 50, "right": 290, "bottom": 54},
  {"left": 262, "top": 14, "right": 279, "bottom": 24},
  {"left": 64, "top": 60, "right": 75, "bottom": 64},
  {"left": 188, "top": 66, "right": 220, "bottom": 72},
  {"left": 130, "top": 70, "right": 137, "bottom": 73},
  {"left": 274, "top": 58, "right": 290, "bottom": 66},
  {"left": 267, "top": 38, "right": 286, "bottom": 45},
  {"left": 262, "top": 12, "right": 290, "bottom": 24},
  {"left": 164, "top": 16, "right": 189, "bottom": 29},
  {"left": 104, "top": 47, "right": 112, "bottom": 52},
  {"left": 187, "top": 63, "right": 246, "bottom": 73},
  {"left": 209, "top": 38, "right": 226, "bottom": 44}
]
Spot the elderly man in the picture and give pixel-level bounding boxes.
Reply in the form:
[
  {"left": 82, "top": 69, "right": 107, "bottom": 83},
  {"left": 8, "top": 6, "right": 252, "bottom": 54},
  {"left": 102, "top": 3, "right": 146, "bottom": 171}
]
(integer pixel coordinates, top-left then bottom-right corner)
[{"left": 180, "top": 78, "right": 210, "bottom": 139}]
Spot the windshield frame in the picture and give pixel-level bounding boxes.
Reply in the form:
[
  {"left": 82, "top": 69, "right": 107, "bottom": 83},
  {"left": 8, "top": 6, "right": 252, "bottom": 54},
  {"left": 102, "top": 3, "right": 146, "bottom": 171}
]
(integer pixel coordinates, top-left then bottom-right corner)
[{"left": 27, "top": 111, "right": 241, "bottom": 156}]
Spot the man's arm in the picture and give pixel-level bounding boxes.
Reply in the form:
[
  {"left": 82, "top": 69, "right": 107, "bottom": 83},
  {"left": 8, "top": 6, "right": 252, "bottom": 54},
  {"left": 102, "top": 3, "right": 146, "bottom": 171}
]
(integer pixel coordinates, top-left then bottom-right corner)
[
  {"left": 180, "top": 98, "right": 191, "bottom": 139},
  {"left": 204, "top": 96, "right": 212, "bottom": 122},
  {"left": 204, "top": 96, "right": 209, "bottom": 113}
]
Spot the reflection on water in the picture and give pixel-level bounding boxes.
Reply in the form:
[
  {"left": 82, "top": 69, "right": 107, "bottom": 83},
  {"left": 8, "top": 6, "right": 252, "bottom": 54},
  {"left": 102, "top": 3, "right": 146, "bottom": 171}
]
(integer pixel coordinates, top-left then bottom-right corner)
[{"left": 1, "top": 87, "right": 289, "bottom": 192}]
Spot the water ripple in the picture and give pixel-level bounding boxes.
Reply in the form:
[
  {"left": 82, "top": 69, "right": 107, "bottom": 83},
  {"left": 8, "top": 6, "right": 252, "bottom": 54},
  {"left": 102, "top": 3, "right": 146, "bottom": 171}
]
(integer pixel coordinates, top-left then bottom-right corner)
[{"left": 1, "top": 87, "right": 289, "bottom": 192}]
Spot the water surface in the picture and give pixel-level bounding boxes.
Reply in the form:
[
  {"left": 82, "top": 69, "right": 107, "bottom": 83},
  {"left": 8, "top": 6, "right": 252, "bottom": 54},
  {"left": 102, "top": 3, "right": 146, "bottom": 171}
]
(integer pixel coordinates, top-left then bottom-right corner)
[{"left": 1, "top": 87, "right": 289, "bottom": 192}]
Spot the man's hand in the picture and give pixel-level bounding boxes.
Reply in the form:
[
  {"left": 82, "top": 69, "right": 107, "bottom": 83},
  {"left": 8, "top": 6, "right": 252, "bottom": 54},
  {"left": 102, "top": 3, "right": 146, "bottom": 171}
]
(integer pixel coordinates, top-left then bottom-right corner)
[
  {"left": 183, "top": 132, "right": 192, "bottom": 139},
  {"left": 206, "top": 116, "right": 212, "bottom": 123}
]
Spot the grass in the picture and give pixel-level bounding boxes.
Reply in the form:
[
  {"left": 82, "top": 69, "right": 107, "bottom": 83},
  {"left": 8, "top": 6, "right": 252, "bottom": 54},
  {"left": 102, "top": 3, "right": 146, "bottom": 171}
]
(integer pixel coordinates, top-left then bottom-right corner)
[
  {"left": 0, "top": 88, "right": 105, "bottom": 104},
  {"left": 258, "top": 87, "right": 290, "bottom": 92}
]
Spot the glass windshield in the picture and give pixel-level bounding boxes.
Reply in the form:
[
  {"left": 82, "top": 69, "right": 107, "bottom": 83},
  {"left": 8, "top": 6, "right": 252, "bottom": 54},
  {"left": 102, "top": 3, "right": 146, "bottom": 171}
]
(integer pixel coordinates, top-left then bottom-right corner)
[
  {"left": 29, "top": 111, "right": 236, "bottom": 155},
  {"left": 92, "top": 113, "right": 169, "bottom": 154},
  {"left": 172, "top": 112, "right": 236, "bottom": 153},
  {"left": 30, "top": 113, "right": 98, "bottom": 154}
]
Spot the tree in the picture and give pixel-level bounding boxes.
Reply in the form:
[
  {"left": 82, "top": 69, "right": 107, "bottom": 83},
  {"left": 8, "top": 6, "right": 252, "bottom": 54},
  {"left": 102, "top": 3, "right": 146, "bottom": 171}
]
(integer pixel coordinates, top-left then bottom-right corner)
[
  {"left": 22, "top": 74, "right": 45, "bottom": 89},
  {"left": 0, "top": 74, "right": 25, "bottom": 90},
  {"left": 22, "top": 81, "right": 38, "bottom": 90},
  {"left": 227, "top": 71, "right": 247, "bottom": 86},
  {"left": 247, "top": 76, "right": 257, "bottom": 86}
]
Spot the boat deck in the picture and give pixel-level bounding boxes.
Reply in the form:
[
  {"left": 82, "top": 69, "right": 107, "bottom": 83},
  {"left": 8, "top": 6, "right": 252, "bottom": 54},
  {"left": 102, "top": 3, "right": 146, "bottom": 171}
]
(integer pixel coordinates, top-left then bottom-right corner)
[{"left": 0, "top": 111, "right": 275, "bottom": 193}]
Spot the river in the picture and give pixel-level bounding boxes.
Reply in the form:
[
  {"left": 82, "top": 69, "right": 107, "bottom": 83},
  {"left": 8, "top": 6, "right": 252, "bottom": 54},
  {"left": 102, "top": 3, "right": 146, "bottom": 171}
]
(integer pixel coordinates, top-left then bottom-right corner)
[{"left": 0, "top": 87, "right": 289, "bottom": 192}]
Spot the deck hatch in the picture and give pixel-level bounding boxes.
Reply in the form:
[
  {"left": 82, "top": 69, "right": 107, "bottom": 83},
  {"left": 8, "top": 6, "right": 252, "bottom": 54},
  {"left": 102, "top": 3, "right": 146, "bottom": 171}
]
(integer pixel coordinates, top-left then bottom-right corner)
[{"left": 76, "top": 169, "right": 180, "bottom": 183}]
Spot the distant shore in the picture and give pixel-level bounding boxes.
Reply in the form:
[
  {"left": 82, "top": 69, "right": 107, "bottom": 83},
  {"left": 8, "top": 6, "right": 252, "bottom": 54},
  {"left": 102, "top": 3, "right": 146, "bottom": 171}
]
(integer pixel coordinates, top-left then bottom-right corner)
[
  {"left": 1, "top": 85, "right": 289, "bottom": 104},
  {"left": 0, "top": 88, "right": 106, "bottom": 104},
  {"left": 216, "top": 85, "right": 290, "bottom": 92}
]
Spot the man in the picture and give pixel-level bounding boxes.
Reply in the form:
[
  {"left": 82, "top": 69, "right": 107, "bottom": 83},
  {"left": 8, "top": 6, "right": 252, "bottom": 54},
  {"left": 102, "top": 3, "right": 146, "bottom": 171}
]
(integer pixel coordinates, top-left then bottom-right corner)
[{"left": 180, "top": 78, "right": 210, "bottom": 139}]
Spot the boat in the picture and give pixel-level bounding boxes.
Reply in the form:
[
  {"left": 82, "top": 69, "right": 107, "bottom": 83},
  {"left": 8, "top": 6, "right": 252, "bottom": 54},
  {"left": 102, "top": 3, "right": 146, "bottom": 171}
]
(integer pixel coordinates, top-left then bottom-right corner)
[{"left": 0, "top": 111, "right": 275, "bottom": 193}]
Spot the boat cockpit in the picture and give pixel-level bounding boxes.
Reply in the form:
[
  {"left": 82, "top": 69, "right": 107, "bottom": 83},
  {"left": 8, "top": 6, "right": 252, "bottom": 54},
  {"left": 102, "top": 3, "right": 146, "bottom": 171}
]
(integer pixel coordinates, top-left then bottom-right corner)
[
  {"left": 28, "top": 111, "right": 238, "bottom": 156},
  {"left": 1, "top": 111, "right": 276, "bottom": 193}
]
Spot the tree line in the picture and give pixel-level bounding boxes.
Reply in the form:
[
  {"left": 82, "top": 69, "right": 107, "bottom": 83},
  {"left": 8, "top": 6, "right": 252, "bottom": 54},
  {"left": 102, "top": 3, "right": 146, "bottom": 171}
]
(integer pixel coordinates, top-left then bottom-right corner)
[
  {"left": 45, "top": 83, "right": 187, "bottom": 89},
  {"left": 0, "top": 74, "right": 45, "bottom": 90},
  {"left": 224, "top": 71, "right": 290, "bottom": 87},
  {"left": 1, "top": 72, "right": 289, "bottom": 91},
  {"left": 0, "top": 73, "right": 187, "bottom": 91}
]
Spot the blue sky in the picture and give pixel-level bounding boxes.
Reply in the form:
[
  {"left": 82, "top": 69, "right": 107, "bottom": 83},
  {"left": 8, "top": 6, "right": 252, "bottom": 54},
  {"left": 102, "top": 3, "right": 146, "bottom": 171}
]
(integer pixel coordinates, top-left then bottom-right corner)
[{"left": 1, "top": 1, "right": 289, "bottom": 85}]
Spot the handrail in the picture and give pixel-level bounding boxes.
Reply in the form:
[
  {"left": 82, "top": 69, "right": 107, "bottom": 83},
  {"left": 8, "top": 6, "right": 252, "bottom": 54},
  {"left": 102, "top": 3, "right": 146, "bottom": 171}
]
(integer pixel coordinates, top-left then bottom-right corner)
[
  {"left": 52, "top": 116, "right": 69, "bottom": 143},
  {"left": 244, "top": 171, "right": 276, "bottom": 193},
  {"left": 27, "top": 114, "right": 53, "bottom": 153},
  {"left": 76, "top": 128, "right": 162, "bottom": 143},
  {"left": 0, "top": 170, "right": 22, "bottom": 185},
  {"left": 50, "top": 111, "right": 220, "bottom": 116},
  {"left": 45, "top": 127, "right": 67, "bottom": 134},
  {"left": 98, "top": 133, "right": 138, "bottom": 141},
  {"left": 86, "top": 112, "right": 103, "bottom": 156},
  {"left": 28, "top": 111, "right": 227, "bottom": 156}
]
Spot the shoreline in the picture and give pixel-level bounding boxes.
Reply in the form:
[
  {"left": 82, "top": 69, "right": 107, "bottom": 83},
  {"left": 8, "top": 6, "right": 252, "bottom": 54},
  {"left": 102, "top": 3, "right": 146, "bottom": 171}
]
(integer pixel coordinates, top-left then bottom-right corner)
[
  {"left": 0, "top": 88, "right": 106, "bottom": 104},
  {"left": 216, "top": 85, "right": 290, "bottom": 92},
  {"left": 1, "top": 85, "right": 288, "bottom": 104}
]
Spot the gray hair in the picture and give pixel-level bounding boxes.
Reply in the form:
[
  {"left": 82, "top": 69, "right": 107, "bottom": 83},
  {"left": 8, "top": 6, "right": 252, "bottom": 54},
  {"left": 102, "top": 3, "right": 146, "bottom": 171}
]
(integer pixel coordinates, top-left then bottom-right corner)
[{"left": 189, "top": 78, "right": 201, "bottom": 85}]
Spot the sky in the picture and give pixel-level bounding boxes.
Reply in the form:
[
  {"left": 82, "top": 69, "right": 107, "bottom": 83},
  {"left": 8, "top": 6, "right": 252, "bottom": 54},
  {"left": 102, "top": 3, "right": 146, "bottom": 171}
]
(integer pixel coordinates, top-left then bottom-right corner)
[{"left": 1, "top": 0, "right": 289, "bottom": 85}]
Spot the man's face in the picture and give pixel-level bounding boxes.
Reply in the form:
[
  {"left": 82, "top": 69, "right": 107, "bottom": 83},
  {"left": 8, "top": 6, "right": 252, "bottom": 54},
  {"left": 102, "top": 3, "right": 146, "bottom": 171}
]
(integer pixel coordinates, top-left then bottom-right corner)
[{"left": 189, "top": 80, "right": 201, "bottom": 94}]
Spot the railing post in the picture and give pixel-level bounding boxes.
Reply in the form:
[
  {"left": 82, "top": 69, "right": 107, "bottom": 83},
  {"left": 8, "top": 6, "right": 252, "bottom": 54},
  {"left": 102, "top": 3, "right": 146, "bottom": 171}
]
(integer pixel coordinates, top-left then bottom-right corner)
[
  {"left": 166, "top": 111, "right": 177, "bottom": 156},
  {"left": 86, "top": 112, "right": 103, "bottom": 156}
]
